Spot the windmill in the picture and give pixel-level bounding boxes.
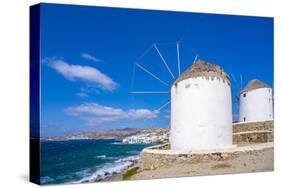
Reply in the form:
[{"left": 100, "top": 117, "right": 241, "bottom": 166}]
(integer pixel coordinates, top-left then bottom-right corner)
[
  {"left": 130, "top": 41, "right": 234, "bottom": 151},
  {"left": 238, "top": 79, "right": 273, "bottom": 122}
]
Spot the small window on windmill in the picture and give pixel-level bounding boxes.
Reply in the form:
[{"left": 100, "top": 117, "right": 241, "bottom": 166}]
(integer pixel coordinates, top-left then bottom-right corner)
[
  {"left": 185, "top": 84, "right": 190, "bottom": 88},
  {"left": 243, "top": 93, "right": 246, "bottom": 98},
  {"left": 269, "top": 98, "right": 271, "bottom": 103},
  {"left": 243, "top": 117, "right": 246, "bottom": 122}
]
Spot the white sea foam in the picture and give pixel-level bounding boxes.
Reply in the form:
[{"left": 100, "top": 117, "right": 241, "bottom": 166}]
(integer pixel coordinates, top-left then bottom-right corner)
[
  {"left": 41, "top": 176, "right": 55, "bottom": 184},
  {"left": 70, "top": 155, "right": 139, "bottom": 183},
  {"left": 74, "top": 169, "right": 91, "bottom": 177},
  {"left": 114, "top": 155, "right": 139, "bottom": 163},
  {"left": 96, "top": 155, "right": 106, "bottom": 158},
  {"left": 95, "top": 155, "right": 118, "bottom": 160},
  {"left": 111, "top": 142, "right": 122, "bottom": 145}
]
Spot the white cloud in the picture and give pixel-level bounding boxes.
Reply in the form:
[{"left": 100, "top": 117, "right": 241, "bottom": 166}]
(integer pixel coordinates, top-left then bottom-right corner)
[
  {"left": 44, "top": 57, "right": 118, "bottom": 91},
  {"left": 65, "top": 103, "right": 159, "bottom": 126},
  {"left": 81, "top": 53, "right": 101, "bottom": 62},
  {"left": 128, "top": 109, "right": 159, "bottom": 119}
]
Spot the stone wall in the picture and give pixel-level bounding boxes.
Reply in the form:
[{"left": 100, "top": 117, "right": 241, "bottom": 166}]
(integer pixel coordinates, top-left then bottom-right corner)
[
  {"left": 233, "top": 120, "right": 274, "bottom": 133},
  {"left": 233, "top": 131, "right": 273, "bottom": 144},
  {"left": 232, "top": 120, "right": 274, "bottom": 144},
  {"left": 140, "top": 143, "right": 273, "bottom": 171}
]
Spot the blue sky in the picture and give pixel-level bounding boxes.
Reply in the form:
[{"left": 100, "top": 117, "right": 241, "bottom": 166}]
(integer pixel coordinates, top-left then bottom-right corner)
[{"left": 39, "top": 3, "right": 273, "bottom": 136}]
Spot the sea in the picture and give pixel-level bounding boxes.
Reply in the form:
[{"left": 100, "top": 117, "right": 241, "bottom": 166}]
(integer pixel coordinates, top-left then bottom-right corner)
[{"left": 40, "top": 139, "right": 152, "bottom": 185}]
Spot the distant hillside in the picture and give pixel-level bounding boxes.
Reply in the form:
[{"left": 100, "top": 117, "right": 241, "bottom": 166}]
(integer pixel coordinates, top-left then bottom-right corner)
[{"left": 42, "top": 128, "right": 142, "bottom": 141}]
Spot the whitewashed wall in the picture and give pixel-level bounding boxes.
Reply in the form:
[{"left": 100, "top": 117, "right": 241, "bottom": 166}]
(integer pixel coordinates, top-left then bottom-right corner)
[
  {"left": 239, "top": 88, "right": 273, "bottom": 122},
  {"left": 170, "top": 77, "right": 233, "bottom": 151}
]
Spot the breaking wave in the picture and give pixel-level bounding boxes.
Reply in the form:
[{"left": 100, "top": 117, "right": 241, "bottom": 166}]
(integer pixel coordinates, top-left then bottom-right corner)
[{"left": 70, "top": 155, "right": 140, "bottom": 183}]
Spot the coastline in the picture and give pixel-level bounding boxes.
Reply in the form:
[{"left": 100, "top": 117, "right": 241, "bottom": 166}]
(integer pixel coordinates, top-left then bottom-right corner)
[
  {"left": 40, "top": 139, "right": 149, "bottom": 185},
  {"left": 41, "top": 120, "right": 274, "bottom": 184}
]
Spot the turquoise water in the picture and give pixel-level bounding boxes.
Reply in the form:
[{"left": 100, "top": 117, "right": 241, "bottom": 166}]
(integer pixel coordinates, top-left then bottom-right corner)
[{"left": 40, "top": 139, "right": 151, "bottom": 184}]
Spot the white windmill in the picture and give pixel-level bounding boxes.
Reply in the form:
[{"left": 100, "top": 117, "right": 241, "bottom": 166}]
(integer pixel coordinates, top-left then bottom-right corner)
[
  {"left": 130, "top": 41, "right": 233, "bottom": 151},
  {"left": 239, "top": 79, "right": 273, "bottom": 122}
]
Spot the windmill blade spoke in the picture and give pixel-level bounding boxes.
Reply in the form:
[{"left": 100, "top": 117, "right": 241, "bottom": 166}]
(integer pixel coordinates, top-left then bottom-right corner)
[
  {"left": 134, "top": 44, "right": 153, "bottom": 63},
  {"left": 230, "top": 73, "right": 241, "bottom": 90},
  {"left": 177, "top": 41, "right": 181, "bottom": 76},
  {"left": 156, "top": 100, "right": 171, "bottom": 111},
  {"left": 135, "top": 63, "right": 170, "bottom": 87},
  {"left": 192, "top": 54, "right": 198, "bottom": 64},
  {"left": 129, "top": 91, "right": 169, "bottom": 94},
  {"left": 230, "top": 73, "right": 237, "bottom": 83},
  {"left": 240, "top": 74, "right": 243, "bottom": 91},
  {"left": 153, "top": 43, "right": 175, "bottom": 80}
]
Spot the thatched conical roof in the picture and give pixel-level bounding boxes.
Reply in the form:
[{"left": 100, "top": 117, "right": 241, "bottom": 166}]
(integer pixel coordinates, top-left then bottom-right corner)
[
  {"left": 241, "top": 79, "right": 271, "bottom": 93},
  {"left": 174, "top": 59, "right": 230, "bottom": 85}
]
